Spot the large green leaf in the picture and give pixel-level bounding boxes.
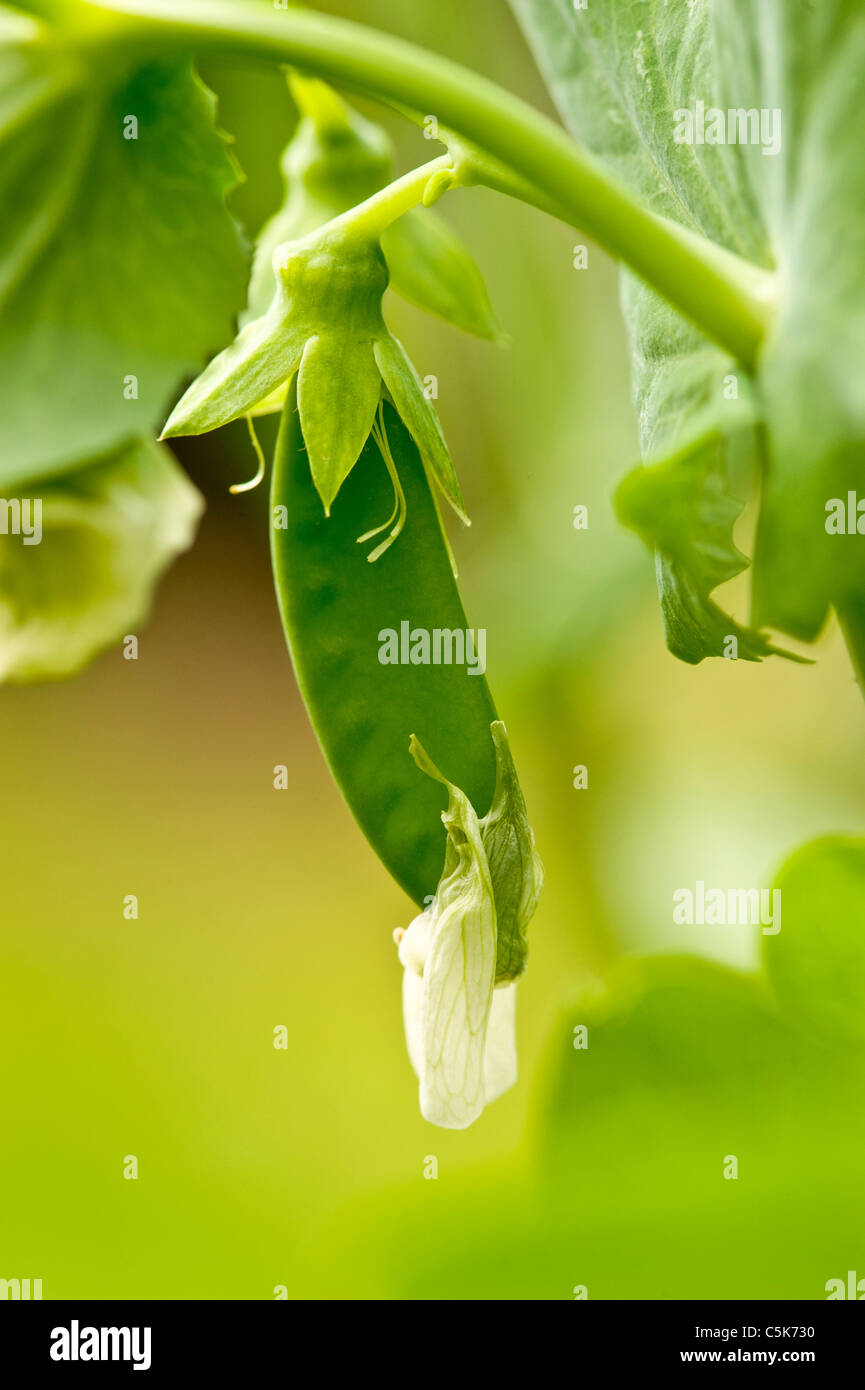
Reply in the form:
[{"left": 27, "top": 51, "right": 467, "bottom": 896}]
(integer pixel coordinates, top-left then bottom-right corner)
[
  {"left": 712, "top": 0, "right": 865, "bottom": 639},
  {"left": 509, "top": 0, "right": 865, "bottom": 654},
  {"left": 509, "top": 0, "right": 771, "bottom": 660},
  {"left": 0, "top": 3, "right": 247, "bottom": 487},
  {"left": 0, "top": 436, "right": 202, "bottom": 682}
]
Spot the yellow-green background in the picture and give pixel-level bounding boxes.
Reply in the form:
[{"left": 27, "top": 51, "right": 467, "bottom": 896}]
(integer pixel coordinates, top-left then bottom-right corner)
[{"left": 2, "top": 0, "right": 864, "bottom": 1299}]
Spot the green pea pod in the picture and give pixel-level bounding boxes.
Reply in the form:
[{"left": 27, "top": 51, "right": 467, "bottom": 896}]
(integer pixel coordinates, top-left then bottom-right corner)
[{"left": 271, "top": 388, "right": 497, "bottom": 903}]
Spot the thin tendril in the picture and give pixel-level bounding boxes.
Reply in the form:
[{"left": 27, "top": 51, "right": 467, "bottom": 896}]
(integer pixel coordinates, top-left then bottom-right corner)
[
  {"left": 230, "top": 415, "right": 267, "bottom": 494},
  {"left": 356, "top": 427, "right": 400, "bottom": 543},
  {"left": 426, "top": 469, "right": 459, "bottom": 581},
  {"left": 356, "top": 405, "right": 407, "bottom": 562}
]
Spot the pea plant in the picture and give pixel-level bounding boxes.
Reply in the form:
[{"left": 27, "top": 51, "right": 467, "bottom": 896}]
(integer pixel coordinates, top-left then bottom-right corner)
[{"left": 4, "top": 0, "right": 865, "bottom": 1128}]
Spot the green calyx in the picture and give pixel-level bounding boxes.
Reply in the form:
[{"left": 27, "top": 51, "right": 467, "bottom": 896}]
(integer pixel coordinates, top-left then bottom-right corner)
[
  {"left": 247, "top": 73, "right": 502, "bottom": 342},
  {"left": 163, "top": 218, "right": 467, "bottom": 524},
  {"left": 161, "top": 74, "right": 508, "bottom": 526},
  {"left": 285, "top": 74, "right": 392, "bottom": 209},
  {"left": 481, "top": 721, "right": 544, "bottom": 984},
  {"left": 244, "top": 74, "right": 392, "bottom": 323},
  {"left": 411, "top": 721, "right": 543, "bottom": 985}
]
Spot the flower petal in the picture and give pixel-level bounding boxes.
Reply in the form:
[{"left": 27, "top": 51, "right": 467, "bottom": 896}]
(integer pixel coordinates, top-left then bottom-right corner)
[
  {"left": 482, "top": 983, "right": 518, "bottom": 1104},
  {"left": 297, "top": 333, "right": 381, "bottom": 514},
  {"left": 374, "top": 333, "right": 469, "bottom": 524},
  {"left": 401, "top": 964, "right": 425, "bottom": 1081},
  {"left": 398, "top": 909, "right": 434, "bottom": 978},
  {"left": 420, "top": 884, "right": 496, "bottom": 1128},
  {"left": 407, "top": 735, "right": 496, "bottom": 1129}
]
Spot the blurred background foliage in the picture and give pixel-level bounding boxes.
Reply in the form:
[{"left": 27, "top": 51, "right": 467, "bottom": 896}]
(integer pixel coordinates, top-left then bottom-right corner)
[{"left": 1, "top": 0, "right": 864, "bottom": 1298}]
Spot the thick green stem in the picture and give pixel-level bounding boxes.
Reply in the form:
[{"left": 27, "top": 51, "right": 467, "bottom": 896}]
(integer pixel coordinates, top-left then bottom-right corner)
[
  {"left": 77, "top": 0, "right": 774, "bottom": 367},
  {"left": 463, "top": 154, "right": 569, "bottom": 226},
  {"left": 381, "top": 101, "right": 569, "bottom": 224}
]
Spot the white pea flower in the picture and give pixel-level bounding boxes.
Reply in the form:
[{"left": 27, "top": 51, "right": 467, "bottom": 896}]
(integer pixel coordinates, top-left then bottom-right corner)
[{"left": 398, "top": 724, "right": 542, "bottom": 1128}]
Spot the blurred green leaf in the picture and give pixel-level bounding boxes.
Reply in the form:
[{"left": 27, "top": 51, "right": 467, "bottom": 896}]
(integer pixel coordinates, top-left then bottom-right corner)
[
  {"left": 0, "top": 5, "right": 247, "bottom": 486},
  {"left": 544, "top": 958, "right": 814, "bottom": 1179},
  {"left": 766, "top": 836, "right": 865, "bottom": 1047},
  {"left": 532, "top": 952, "right": 865, "bottom": 1297},
  {"left": 293, "top": 947, "right": 865, "bottom": 1298},
  {"left": 0, "top": 436, "right": 202, "bottom": 682}
]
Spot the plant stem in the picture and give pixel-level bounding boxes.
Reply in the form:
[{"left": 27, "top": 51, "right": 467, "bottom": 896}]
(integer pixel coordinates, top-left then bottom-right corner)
[
  {"left": 463, "top": 153, "right": 570, "bottom": 226},
  {"left": 77, "top": 0, "right": 775, "bottom": 367},
  {"left": 380, "top": 101, "right": 570, "bottom": 224},
  {"left": 336, "top": 157, "right": 451, "bottom": 239}
]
